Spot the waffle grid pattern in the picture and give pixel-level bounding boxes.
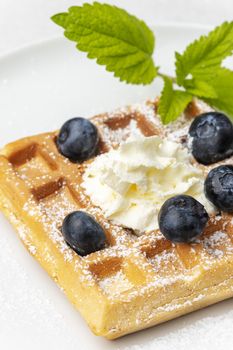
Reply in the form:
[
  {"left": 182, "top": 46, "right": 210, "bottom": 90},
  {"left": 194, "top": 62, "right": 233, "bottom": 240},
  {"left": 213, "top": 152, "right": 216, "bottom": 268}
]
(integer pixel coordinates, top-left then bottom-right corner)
[{"left": 0, "top": 100, "right": 233, "bottom": 338}]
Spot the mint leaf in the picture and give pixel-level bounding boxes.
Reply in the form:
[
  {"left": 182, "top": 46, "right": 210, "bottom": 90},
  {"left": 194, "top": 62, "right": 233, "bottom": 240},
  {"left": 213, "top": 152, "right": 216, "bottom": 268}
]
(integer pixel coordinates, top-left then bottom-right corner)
[
  {"left": 158, "top": 78, "right": 193, "bottom": 124},
  {"left": 52, "top": 12, "right": 69, "bottom": 28},
  {"left": 184, "top": 79, "right": 217, "bottom": 98},
  {"left": 51, "top": 2, "right": 157, "bottom": 84},
  {"left": 175, "top": 21, "right": 233, "bottom": 85},
  {"left": 203, "top": 68, "right": 233, "bottom": 118}
]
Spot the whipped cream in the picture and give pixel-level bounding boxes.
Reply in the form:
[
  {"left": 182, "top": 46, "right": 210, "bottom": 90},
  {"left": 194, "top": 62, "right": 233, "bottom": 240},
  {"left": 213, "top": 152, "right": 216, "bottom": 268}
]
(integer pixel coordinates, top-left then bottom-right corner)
[{"left": 82, "top": 135, "right": 213, "bottom": 234}]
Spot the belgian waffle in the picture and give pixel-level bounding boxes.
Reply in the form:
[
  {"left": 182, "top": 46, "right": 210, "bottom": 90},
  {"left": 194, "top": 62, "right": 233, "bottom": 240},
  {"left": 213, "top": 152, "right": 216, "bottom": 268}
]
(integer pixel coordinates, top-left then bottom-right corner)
[{"left": 0, "top": 99, "right": 233, "bottom": 339}]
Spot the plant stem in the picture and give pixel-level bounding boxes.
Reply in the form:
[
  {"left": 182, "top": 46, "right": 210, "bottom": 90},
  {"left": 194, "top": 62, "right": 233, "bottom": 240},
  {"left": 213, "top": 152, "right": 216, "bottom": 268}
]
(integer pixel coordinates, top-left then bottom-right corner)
[{"left": 157, "top": 71, "right": 177, "bottom": 83}]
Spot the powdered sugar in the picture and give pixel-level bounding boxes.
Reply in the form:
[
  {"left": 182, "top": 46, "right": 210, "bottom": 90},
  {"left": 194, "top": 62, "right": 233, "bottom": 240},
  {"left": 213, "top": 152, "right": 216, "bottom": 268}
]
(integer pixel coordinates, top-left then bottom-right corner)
[
  {"left": 1, "top": 98, "right": 233, "bottom": 343},
  {"left": 203, "top": 231, "right": 233, "bottom": 258},
  {"left": 156, "top": 293, "right": 204, "bottom": 313},
  {"left": 101, "top": 118, "right": 143, "bottom": 148},
  {"left": 99, "top": 270, "right": 134, "bottom": 296}
]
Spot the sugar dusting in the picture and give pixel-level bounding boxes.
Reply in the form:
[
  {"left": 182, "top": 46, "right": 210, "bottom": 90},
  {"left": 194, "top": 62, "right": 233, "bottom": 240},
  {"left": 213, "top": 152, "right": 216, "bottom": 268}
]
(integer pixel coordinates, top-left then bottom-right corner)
[
  {"left": 121, "top": 304, "right": 233, "bottom": 350},
  {"left": 1, "top": 98, "right": 233, "bottom": 341},
  {"left": 99, "top": 270, "right": 134, "bottom": 296},
  {"left": 7, "top": 100, "right": 233, "bottom": 300},
  {"left": 0, "top": 213, "right": 77, "bottom": 348},
  {"left": 23, "top": 194, "right": 76, "bottom": 262},
  {"left": 94, "top": 101, "right": 163, "bottom": 149},
  {"left": 203, "top": 231, "right": 233, "bottom": 258}
]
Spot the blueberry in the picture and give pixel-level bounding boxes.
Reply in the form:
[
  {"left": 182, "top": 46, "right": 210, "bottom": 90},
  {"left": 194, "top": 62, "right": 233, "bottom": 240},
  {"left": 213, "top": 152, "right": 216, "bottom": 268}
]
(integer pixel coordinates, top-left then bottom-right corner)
[
  {"left": 57, "top": 117, "right": 99, "bottom": 162},
  {"left": 62, "top": 211, "right": 107, "bottom": 256},
  {"left": 204, "top": 165, "right": 233, "bottom": 212},
  {"left": 189, "top": 112, "right": 233, "bottom": 165},
  {"left": 158, "top": 195, "right": 209, "bottom": 243}
]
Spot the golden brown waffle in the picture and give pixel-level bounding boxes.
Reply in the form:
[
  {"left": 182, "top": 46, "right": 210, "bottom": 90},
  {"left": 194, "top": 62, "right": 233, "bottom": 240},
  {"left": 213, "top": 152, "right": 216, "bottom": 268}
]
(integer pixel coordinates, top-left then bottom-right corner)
[{"left": 0, "top": 99, "right": 233, "bottom": 339}]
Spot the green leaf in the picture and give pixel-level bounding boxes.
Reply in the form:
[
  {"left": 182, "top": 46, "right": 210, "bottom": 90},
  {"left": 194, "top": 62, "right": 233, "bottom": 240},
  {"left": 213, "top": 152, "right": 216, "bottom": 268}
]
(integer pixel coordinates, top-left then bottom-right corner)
[
  {"left": 175, "top": 21, "right": 233, "bottom": 85},
  {"left": 52, "top": 12, "right": 69, "bottom": 28},
  {"left": 51, "top": 2, "right": 157, "bottom": 84},
  {"left": 158, "top": 77, "right": 193, "bottom": 124},
  {"left": 203, "top": 68, "right": 233, "bottom": 118},
  {"left": 184, "top": 79, "right": 218, "bottom": 98}
]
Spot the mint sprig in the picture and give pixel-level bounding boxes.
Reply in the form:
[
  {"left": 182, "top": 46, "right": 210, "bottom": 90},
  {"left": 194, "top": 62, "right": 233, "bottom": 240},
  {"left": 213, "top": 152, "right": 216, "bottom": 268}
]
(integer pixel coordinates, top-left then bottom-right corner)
[{"left": 52, "top": 3, "right": 233, "bottom": 124}]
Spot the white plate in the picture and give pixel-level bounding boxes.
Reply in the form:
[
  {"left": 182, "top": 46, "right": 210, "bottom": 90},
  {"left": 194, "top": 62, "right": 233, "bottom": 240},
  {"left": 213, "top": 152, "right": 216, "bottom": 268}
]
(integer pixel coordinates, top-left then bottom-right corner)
[{"left": 0, "top": 24, "right": 233, "bottom": 350}]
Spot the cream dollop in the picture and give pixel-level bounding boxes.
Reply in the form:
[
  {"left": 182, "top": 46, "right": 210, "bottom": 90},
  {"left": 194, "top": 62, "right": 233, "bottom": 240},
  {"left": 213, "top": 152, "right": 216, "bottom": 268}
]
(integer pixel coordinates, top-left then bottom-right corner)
[{"left": 82, "top": 136, "right": 213, "bottom": 234}]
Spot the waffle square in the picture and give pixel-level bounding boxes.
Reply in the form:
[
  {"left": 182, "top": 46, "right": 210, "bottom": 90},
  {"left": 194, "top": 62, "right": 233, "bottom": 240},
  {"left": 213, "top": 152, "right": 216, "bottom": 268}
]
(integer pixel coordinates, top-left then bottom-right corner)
[{"left": 0, "top": 99, "right": 233, "bottom": 339}]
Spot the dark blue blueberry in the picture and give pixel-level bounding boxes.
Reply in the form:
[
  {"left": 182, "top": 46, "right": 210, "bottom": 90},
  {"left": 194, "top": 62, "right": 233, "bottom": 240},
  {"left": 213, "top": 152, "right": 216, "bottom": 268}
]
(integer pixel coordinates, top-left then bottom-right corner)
[
  {"left": 158, "top": 195, "right": 209, "bottom": 243},
  {"left": 204, "top": 165, "right": 233, "bottom": 212},
  {"left": 189, "top": 112, "right": 233, "bottom": 165},
  {"left": 62, "top": 211, "right": 107, "bottom": 256},
  {"left": 57, "top": 117, "right": 99, "bottom": 162}
]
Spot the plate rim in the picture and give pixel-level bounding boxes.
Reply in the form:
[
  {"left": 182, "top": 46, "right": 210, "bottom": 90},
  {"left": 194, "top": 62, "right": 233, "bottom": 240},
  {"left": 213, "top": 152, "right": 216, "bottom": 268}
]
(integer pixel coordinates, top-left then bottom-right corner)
[
  {"left": 0, "top": 20, "right": 231, "bottom": 349},
  {"left": 0, "top": 22, "right": 212, "bottom": 63}
]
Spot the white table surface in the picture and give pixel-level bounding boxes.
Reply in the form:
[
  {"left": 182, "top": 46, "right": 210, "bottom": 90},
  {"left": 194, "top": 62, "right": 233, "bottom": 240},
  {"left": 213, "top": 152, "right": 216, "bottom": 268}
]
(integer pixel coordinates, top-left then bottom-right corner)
[{"left": 0, "top": 0, "right": 233, "bottom": 55}]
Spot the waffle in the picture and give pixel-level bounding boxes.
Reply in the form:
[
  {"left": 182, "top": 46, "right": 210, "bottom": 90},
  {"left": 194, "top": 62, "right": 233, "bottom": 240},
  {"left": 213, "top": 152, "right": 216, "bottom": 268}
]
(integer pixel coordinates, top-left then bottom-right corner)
[{"left": 0, "top": 99, "right": 233, "bottom": 339}]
